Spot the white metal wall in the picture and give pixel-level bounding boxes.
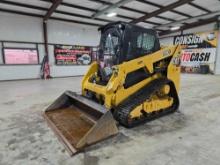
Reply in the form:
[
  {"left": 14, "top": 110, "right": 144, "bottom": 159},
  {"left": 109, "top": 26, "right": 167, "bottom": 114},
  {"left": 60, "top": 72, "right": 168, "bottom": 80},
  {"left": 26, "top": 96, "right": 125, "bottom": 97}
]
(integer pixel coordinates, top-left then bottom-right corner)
[
  {"left": 0, "top": 12, "right": 100, "bottom": 81},
  {"left": 0, "top": 12, "right": 219, "bottom": 80}
]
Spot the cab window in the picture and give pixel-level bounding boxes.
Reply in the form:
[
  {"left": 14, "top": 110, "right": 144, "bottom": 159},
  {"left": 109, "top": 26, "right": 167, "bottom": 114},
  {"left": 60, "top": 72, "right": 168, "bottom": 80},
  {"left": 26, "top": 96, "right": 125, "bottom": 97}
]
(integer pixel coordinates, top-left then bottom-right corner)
[{"left": 137, "top": 33, "right": 155, "bottom": 52}]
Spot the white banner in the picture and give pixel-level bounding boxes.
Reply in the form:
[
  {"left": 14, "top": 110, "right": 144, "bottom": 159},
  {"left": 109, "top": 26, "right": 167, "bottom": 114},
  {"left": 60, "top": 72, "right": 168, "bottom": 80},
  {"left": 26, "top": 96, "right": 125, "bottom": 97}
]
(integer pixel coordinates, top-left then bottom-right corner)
[
  {"left": 181, "top": 48, "right": 216, "bottom": 66},
  {"left": 181, "top": 48, "right": 216, "bottom": 72}
]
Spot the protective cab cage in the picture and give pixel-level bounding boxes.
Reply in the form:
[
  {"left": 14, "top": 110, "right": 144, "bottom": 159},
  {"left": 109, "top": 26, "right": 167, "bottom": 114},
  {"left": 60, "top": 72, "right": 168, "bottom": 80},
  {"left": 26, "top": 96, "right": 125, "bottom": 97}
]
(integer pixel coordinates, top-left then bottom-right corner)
[{"left": 98, "top": 21, "right": 161, "bottom": 65}]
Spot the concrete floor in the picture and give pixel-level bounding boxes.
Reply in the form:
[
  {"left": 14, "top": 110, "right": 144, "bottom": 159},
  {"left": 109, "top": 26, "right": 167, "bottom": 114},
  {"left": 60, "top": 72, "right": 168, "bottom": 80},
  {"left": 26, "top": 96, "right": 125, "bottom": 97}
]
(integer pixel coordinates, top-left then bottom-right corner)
[{"left": 0, "top": 74, "right": 220, "bottom": 165}]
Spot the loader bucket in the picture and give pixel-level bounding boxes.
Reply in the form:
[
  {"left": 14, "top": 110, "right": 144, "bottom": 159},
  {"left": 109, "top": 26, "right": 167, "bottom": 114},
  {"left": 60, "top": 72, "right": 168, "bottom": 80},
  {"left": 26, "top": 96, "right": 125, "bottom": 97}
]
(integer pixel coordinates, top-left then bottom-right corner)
[{"left": 43, "top": 91, "right": 118, "bottom": 155}]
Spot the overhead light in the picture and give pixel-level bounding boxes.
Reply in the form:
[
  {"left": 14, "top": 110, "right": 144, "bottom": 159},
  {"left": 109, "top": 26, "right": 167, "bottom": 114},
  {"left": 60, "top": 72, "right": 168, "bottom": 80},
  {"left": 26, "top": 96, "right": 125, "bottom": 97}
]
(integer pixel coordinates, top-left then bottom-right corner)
[
  {"left": 106, "top": 12, "right": 117, "bottom": 17},
  {"left": 170, "top": 26, "right": 180, "bottom": 31}
]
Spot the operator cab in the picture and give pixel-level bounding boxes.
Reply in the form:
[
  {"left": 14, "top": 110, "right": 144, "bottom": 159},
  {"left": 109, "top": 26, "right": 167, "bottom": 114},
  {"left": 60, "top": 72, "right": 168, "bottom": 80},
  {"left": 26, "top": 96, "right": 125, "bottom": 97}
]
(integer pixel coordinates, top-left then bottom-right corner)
[{"left": 97, "top": 22, "right": 160, "bottom": 83}]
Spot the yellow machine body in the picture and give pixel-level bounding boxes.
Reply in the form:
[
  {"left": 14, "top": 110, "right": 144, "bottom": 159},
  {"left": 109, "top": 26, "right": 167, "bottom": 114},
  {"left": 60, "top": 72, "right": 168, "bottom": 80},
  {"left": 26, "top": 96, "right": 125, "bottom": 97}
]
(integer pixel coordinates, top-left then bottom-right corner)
[{"left": 82, "top": 45, "right": 181, "bottom": 117}]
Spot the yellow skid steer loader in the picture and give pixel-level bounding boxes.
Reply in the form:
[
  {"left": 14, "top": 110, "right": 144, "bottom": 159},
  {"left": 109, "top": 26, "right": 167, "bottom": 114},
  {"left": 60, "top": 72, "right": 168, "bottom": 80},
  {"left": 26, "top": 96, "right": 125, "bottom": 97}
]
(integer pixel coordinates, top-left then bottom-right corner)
[{"left": 43, "top": 22, "right": 181, "bottom": 155}]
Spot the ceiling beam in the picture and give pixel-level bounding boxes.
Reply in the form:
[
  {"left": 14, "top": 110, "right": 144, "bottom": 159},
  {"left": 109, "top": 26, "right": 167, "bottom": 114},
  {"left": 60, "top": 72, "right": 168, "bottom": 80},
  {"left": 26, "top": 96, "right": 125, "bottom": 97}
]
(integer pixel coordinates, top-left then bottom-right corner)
[
  {"left": 119, "top": 6, "right": 175, "bottom": 22},
  {"left": 155, "top": 10, "right": 220, "bottom": 29},
  {"left": 159, "top": 16, "right": 218, "bottom": 36},
  {"left": 188, "top": 2, "right": 212, "bottom": 13},
  {"left": 0, "top": 8, "right": 43, "bottom": 18},
  {"left": 90, "top": 0, "right": 175, "bottom": 22},
  {"left": 89, "top": 0, "right": 160, "bottom": 25},
  {"left": 57, "top": 2, "right": 95, "bottom": 12},
  {"left": 92, "top": 0, "right": 134, "bottom": 18},
  {"left": 40, "top": 0, "right": 192, "bottom": 27},
  {"left": 0, "top": 8, "right": 102, "bottom": 27},
  {"left": 138, "top": 0, "right": 193, "bottom": 18},
  {"left": 41, "top": 0, "right": 96, "bottom": 12},
  {"left": 44, "top": 0, "right": 63, "bottom": 21},
  {"left": 130, "top": 0, "right": 194, "bottom": 24},
  {"left": 41, "top": 0, "right": 161, "bottom": 26},
  {"left": 116, "top": 14, "right": 161, "bottom": 25},
  {"left": 0, "top": 1, "right": 111, "bottom": 23},
  {"left": 50, "top": 16, "right": 102, "bottom": 26},
  {"left": 0, "top": 0, "right": 48, "bottom": 11},
  {"left": 0, "top": 0, "right": 160, "bottom": 26}
]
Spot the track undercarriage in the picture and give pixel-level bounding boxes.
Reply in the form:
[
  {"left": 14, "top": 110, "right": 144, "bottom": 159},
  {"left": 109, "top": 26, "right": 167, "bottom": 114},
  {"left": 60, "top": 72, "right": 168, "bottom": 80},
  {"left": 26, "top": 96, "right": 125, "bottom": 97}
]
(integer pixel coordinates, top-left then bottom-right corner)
[{"left": 114, "top": 78, "right": 179, "bottom": 127}]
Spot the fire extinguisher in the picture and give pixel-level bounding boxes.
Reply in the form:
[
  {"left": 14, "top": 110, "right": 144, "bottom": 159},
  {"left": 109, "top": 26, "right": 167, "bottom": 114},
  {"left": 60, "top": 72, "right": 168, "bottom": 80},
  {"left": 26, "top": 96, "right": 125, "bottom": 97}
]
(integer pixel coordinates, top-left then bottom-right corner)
[{"left": 40, "top": 55, "right": 51, "bottom": 79}]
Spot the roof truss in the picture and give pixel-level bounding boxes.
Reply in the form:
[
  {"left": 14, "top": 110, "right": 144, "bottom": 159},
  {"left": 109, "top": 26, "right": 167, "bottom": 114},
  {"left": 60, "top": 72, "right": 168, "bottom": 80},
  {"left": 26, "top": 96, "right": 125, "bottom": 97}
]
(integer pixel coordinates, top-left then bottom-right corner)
[{"left": 0, "top": 0, "right": 218, "bottom": 34}]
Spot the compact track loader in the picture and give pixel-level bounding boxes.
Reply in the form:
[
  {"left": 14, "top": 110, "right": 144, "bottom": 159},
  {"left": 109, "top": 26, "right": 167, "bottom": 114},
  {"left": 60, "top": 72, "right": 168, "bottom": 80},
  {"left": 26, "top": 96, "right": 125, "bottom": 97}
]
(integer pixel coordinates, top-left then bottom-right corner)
[{"left": 44, "top": 22, "right": 181, "bottom": 155}]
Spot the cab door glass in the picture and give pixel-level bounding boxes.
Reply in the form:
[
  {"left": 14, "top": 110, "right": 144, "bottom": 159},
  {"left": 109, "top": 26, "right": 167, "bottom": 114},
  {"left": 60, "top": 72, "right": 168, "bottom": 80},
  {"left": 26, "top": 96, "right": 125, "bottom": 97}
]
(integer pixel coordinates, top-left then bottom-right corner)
[{"left": 142, "top": 33, "right": 155, "bottom": 53}]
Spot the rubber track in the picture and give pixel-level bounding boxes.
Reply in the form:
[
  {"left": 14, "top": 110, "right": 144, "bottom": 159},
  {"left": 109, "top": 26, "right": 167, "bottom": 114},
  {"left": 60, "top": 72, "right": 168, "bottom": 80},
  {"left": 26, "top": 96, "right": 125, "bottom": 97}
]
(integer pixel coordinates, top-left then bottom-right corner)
[{"left": 114, "top": 78, "right": 179, "bottom": 128}]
